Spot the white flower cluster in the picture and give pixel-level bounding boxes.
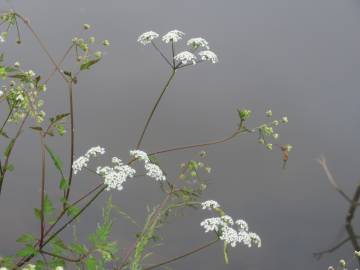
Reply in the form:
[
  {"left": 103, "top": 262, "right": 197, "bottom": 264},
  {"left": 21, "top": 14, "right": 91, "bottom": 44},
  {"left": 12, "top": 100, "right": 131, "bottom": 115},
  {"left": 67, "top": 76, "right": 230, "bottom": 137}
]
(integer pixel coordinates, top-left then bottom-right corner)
[
  {"left": 72, "top": 146, "right": 106, "bottom": 174},
  {"left": 187, "top": 37, "right": 210, "bottom": 49},
  {"left": 137, "top": 31, "right": 159, "bottom": 45},
  {"left": 201, "top": 200, "right": 220, "bottom": 210},
  {"left": 97, "top": 157, "right": 136, "bottom": 191},
  {"left": 174, "top": 51, "right": 197, "bottom": 65},
  {"left": 200, "top": 201, "right": 261, "bottom": 248},
  {"left": 199, "top": 50, "right": 218, "bottom": 64},
  {"left": 162, "top": 30, "right": 185, "bottom": 43},
  {"left": 130, "top": 150, "right": 166, "bottom": 181}
]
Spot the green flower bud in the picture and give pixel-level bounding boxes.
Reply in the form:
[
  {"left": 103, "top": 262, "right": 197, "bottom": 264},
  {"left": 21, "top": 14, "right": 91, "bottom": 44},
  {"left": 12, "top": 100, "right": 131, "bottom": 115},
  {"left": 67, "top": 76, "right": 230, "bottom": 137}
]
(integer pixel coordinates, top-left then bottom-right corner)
[
  {"left": 198, "top": 162, "right": 204, "bottom": 168},
  {"left": 94, "top": 51, "right": 102, "bottom": 58},
  {"left": 14, "top": 61, "right": 20, "bottom": 68},
  {"left": 103, "top": 39, "right": 110, "bottom": 46},
  {"left": 205, "top": 167, "right": 212, "bottom": 174},
  {"left": 199, "top": 150, "right": 207, "bottom": 158},
  {"left": 83, "top": 24, "right": 91, "bottom": 30},
  {"left": 265, "top": 109, "right": 273, "bottom": 117},
  {"left": 1, "top": 31, "right": 8, "bottom": 39},
  {"left": 258, "top": 138, "right": 265, "bottom": 144},
  {"left": 238, "top": 109, "right": 252, "bottom": 121},
  {"left": 180, "top": 162, "right": 186, "bottom": 168},
  {"left": 266, "top": 143, "right": 273, "bottom": 150},
  {"left": 16, "top": 39, "right": 21, "bottom": 44},
  {"left": 39, "top": 84, "right": 47, "bottom": 92},
  {"left": 272, "top": 133, "right": 279, "bottom": 139},
  {"left": 272, "top": 120, "right": 279, "bottom": 126},
  {"left": 190, "top": 171, "right": 197, "bottom": 177},
  {"left": 355, "top": 250, "right": 360, "bottom": 257},
  {"left": 339, "top": 259, "right": 346, "bottom": 268},
  {"left": 282, "top": 116, "right": 289, "bottom": 124},
  {"left": 88, "top": 36, "right": 95, "bottom": 44}
]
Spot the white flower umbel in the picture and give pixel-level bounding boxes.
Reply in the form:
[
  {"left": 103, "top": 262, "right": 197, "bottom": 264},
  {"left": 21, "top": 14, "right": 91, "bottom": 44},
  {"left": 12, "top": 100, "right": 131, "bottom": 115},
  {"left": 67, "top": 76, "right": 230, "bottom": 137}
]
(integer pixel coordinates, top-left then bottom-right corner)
[
  {"left": 130, "top": 149, "right": 166, "bottom": 181},
  {"left": 187, "top": 37, "right": 210, "bottom": 49},
  {"left": 72, "top": 146, "right": 106, "bottom": 174},
  {"left": 200, "top": 205, "right": 261, "bottom": 248},
  {"left": 198, "top": 50, "right": 218, "bottom": 64},
  {"left": 162, "top": 30, "right": 185, "bottom": 43},
  {"left": 144, "top": 162, "right": 166, "bottom": 181},
  {"left": 130, "top": 149, "right": 150, "bottom": 163},
  {"left": 174, "top": 51, "right": 197, "bottom": 65},
  {"left": 201, "top": 200, "right": 220, "bottom": 210},
  {"left": 97, "top": 157, "right": 136, "bottom": 191},
  {"left": 137, "top": 31, "right": 159, "bottom": 45}
]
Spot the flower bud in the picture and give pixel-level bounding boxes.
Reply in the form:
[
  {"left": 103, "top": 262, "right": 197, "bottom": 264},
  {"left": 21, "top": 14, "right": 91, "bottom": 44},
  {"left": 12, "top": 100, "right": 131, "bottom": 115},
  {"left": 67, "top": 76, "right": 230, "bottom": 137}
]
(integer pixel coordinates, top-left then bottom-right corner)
[
  {"left": 238, "top": 109, "right": 252, "bottom": 121},
  {"left": 83, "top": 24, "right": 91, "bottom": 30},
  {"left": 282, "top": 116, "right": 288, "bottom": 124},
  {"left": 265, "top": 109, "right": 273, "bottom": 117},
  {"left": 14, "top": 61, "right": 20, "bottom": 68},
  {"left": 103, "top": 39, "right": 110, "bottom": 46},
  {"left": 266, "top": 143, "right": 273, "bottom": 150}
]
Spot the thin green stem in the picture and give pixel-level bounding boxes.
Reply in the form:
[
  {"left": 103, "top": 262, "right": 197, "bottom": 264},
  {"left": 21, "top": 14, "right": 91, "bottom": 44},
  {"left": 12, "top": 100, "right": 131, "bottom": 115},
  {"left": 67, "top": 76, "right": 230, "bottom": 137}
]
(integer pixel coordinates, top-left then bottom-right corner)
[
  {"left": 149, "top": 129, "right": 242, "bottom": 156},
  {"left": 143, "top": 238, "right": 219, "bottom": 270},
  {"left": 136, "top": 69, "right": 176, "bottom": 149},
  {"left": 39, "top": 134, "right": 46, "bottom": 246}
]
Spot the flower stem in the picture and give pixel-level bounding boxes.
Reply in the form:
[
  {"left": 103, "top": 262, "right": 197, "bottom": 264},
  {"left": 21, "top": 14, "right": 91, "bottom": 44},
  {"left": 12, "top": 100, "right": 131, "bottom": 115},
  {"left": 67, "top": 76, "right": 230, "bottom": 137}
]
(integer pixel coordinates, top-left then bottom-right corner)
[
  {"left": 143, "top": 238, "right": 219, "bottom": 270},
  {"left": 136, "top": 69, "right": 176, "bottom": 149}
]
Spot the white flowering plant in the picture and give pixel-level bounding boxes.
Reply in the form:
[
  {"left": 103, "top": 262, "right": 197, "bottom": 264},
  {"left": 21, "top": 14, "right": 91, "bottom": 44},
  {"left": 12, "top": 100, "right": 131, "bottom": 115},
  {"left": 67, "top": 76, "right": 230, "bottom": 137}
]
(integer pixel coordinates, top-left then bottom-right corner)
[{"left": 0, "top": 10, "right": 293, "bottom": 270}]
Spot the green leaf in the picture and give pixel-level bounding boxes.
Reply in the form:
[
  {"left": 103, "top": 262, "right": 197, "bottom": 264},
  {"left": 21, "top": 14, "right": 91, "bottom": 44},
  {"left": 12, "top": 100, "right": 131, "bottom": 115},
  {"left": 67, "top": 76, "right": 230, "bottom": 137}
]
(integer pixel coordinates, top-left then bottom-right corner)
[
  {"left": 85, "top": 256, "right": 97, "bottom": 270},
  {"left": 67, "top": 205, "right": 80, "bottom": 217},
  {"left": 35, "top": 260, "right": 45, "bottom": 270},
  {"left": 45, "top": 145, "right": 63, "bottom": 173},
  {"left": 34, "top": 208, "right": 41, "bottom": 220},
  {"left": 16, "top": 233, "right": 36, "bottom": 245},
  {"left": 6, "top": 163, "right": 14, "bottom": 172},
  {"left": 80, "top": 58, "right": 101, "bottom": 71},
  {"left": 4, "top": 139, "right": 15, "bottom": 157},
  {"left": 59, "top": 178, "right": 69, "bottom": 190},
  {"left": 69, "top": 243, "right": 88, "bottom": 255},
  {"left": 44, "top": 194, "right": 55, "bottom": 216},
  {"left": 16, "top": 245, "right": 37, "bottom": 257}
]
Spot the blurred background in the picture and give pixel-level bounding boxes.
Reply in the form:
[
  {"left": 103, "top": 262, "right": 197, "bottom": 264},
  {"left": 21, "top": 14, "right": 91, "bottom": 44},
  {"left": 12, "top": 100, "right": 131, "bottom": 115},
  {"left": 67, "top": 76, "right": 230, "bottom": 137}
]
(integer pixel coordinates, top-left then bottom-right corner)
[{"left": 1, "top": 0, "right": 360, "bottom": 269}]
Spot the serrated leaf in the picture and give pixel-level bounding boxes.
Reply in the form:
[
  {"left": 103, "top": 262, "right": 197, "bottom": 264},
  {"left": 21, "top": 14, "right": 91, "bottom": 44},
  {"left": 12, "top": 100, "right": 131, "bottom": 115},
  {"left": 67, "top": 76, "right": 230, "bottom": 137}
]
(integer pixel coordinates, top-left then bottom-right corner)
[
  {"left": 45, "top": 145, "right": 63, "bottom": 173},
  {"left": 16, "top": 245, "right": 37, "bottom": 257},
  {"left": 34, "top": 208, "right": 41, "bottom": 220},
  {"left": 59, "top": 178, "right": 69, "bottom": 190},
  {"left": 80, "top": 58, "right": 101, "bottom": 71},
  {"left": 44, "top": 194, "right": 55, "bottom": 216},
  {"left": 85, "top": 256, "right": 97, "bottom": 270},
  {"left": 16, "top": 233, "right": 36, "bottom": 244}
]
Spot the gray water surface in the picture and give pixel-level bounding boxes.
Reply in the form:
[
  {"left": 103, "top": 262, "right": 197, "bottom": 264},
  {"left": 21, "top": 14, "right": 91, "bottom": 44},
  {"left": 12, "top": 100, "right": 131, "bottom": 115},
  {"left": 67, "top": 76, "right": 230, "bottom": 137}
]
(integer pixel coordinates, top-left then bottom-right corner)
[{"left": 1, "top": 0, "right": 360, "bottom": 269}]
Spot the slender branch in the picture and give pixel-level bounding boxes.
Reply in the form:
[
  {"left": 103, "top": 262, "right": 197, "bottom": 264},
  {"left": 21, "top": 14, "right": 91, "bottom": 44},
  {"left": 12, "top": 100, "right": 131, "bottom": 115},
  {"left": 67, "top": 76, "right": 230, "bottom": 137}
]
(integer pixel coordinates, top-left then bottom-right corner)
[
  {"left": 149, "top": 129, "right": 242, "bottom": 156},
  {"left": 151, "top": 41, "right": 173, "bottom": 68},
  {"left": 136, "top": 69, "right": 176, "bottom": 149},
  {"left": 40, "top": 250, "right": 86, "bottom": 263},
  {"left": 346, "top": 181, "right": 360, "bottom": 224},
  {"left": 14, "top": 12, "right": 69, "bottom": 83},
  {"left": 64, "top": 81, "right": 75, "bottom": 203},
  {"left": 39, "top": 134, "right": 46, "bottom": 246},
  {"left": 42, "top": 185, "right": 106, "bottom": 247},
  {"left": 317, "top": 156, "right": 355, "bottom": 204},
  {"left": 143, "top": 238, "right": 219, "bottom": 270},
  {"left": 0, "top": 112, "right": 29, "bottom": 194},
  {"left": 0, "top": 103, "right": 14, "bottom": 134}
]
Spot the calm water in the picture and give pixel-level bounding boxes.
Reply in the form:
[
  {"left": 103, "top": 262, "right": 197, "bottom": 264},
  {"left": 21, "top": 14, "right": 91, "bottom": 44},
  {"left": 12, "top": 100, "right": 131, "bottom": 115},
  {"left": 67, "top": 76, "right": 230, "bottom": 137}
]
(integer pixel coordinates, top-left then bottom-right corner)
[{"left": 1, "top": 0, "right": 360, "bottom": 269}]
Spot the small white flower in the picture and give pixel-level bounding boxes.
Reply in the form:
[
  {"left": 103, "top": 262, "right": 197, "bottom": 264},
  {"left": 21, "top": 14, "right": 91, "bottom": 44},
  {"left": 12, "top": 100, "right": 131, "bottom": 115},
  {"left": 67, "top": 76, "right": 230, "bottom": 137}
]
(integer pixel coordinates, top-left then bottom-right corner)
[
  {"left": 0, "top": 90, "right": 4, "bottom": 97},
  {"left": 144, "top": 162, "right": 166, "bottom": 181},
  {"left": 187, "top": 37, "right": 210, "bottom": 49},
  {"left": 174, "top": 51, "right": 197, "bottom": 65},
  {"left": 130, "top": 149, "right": 166, "bottom": 181},
  {"left": 201, "top": 200, "right": 220, "bottom": 210},
  {"left": 97, "top": 157, "right": 136, "bottom": 191},
  {"left": 200, "top": 217, "right": 224, "bottom": 233},
  {"left": 72, "top": 146, "right": 105, "bottom": 174},
  {"left": 282, "top": 116, "right": 289, "bottom": 124},
  {"left": 221, "top": 215, "right": 234, "bottom": 225},
  {"left": 198, "top": 50, "right": 218, "bottom": 64},
  {"left": 0, "top": 36, "right": 5, "bottom": 43},
  {"left": 55, "top": 267, "right": 64, "bottom": 270},
  {"left": 162, "top": 30, "right": 185, "bottom": 43},
  {"left": 0, "top": 267, "right": 8, "bottom": 270},
  {"left": 235, "top": 219, "right": 248, "bottom": 231},
  {"left": 130, "top": 149, "right": 150, "bottom": 163},
  {"left": 220, "top": 226, "right": 239, "bottom": 247},
  {"left": 137, "top": 31, "right": 159, "bottom": 45}
]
